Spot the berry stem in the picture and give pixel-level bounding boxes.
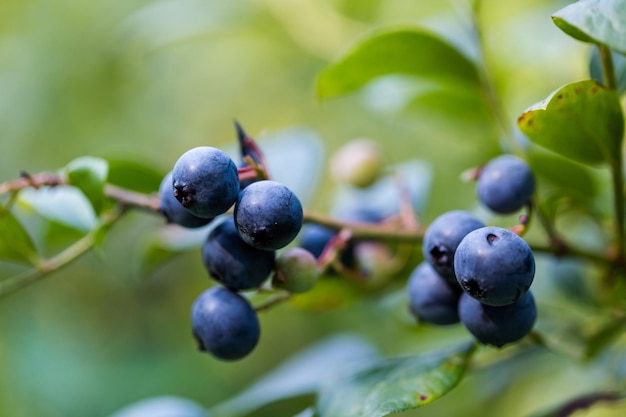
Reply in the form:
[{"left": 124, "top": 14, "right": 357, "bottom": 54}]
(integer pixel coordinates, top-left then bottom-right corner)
[
  {"left": 254, "top": 291, "right": 291, "bottom": 312},
  {"left": 597, "top": 43, "right": 626, "bottom": 262},
  {"left": 303, "top": 209, "right": 426, "bottom": 242},
  {"left": 468, "top": 0, "right": 517, "bottom": 151},
  {"left": 598, "top": 44, "right": 618, "bottom": 91},
  {"left": 609, "top": 156, "right": 625, "bottom": 263}
]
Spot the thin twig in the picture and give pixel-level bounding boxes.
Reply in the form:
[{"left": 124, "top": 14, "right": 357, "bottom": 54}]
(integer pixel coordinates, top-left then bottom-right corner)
[{"left": 0, "top": 208, "right": 123, "bottom": 298}]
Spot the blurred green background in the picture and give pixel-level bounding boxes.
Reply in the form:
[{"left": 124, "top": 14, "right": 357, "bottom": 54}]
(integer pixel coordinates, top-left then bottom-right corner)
[{"left": 1, "top": 0, "right": 615, "bottom": 416}]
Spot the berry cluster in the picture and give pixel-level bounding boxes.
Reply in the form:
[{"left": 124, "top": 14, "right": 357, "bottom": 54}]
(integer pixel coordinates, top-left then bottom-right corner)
[
  {"left": 158, "top": 124, "right": 309, "bottom": 361},
  {"left": 408, "top": 155, "right": 537, "bottom": 347}
]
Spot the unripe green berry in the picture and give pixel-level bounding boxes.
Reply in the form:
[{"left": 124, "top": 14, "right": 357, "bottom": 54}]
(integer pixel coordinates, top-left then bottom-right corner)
[
  {"left": 330, "top": 139, "right": 385, "bottom": 188},
  {"left": 272, "top": 248, "right": 319, "bottom": 293}
]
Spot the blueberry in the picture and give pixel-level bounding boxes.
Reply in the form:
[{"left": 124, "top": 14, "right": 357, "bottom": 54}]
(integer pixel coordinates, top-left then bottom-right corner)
[
  {"left": 299, "top": 224, "right": 336, "bottom": 259},
  {"left": 407, "top": 262, "right": 462, "bottom": 325},
  {"left": 476, "top": 154, "right": 535, "bottom": 214},
  {"left": 172, "top": 146, "right": 239, "bottom": 218},
  {"left": 202, "top": 217, "right": 275, "bottom": 291},
  {"left": 458, "top": 291, "right": 537, "bottom": 347},
  {"left": 158, "top": 172, "right": 213, "bottom": 228},
  {"left": 297, "top": 207, "right": 384, "bottom": 270},
  {"left": 454, "top": 226, "right": 535, "bottom": 306},
  {"left": 234, "top": 180, "right": 303, "bottom": 251},
  {"left": 191, "top": 286, "right": 260, "bottom": 361},
  {"left": 422, "top": 210, "right": 485, "bottom": 283}
]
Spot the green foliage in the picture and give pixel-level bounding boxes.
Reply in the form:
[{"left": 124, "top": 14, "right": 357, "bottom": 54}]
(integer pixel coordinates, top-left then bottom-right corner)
[
  {"left": 316, "top": 28, "right": 480, "bottom": 100},
  {"left": 17, "top": 186, "right": 98, "bottom": 233},
  {"left": 552, "top": 0, "right": 626, "bottom": 53},
  {"left": 0, "top": 209, "right": 39, "bottom": 265},
  {"left": 518, "top": 80, "right": 624, "bottom": 166},
  {"left": 65, "top": 156, "right": 109, "bottom": 214},
  {"left": 316, "top": 342, "right": 476, "bottom": 417}
]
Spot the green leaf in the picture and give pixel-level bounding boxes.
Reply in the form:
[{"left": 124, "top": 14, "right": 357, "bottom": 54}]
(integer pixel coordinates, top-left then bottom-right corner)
[
  {"left": 552, "top": 0, "right": 626, "bottom": 54},
  {"left": 526, "top": 147, "right": 598, "bottom": 200},
  {"left": 65, "top": 156, "right": 109, "bottom": 213},
  {"left": 316, "top": 342, "right": 476, "bottom": 417},
  {"left": 107, "top": 158, "right": 164, "bottom": 194},
  {"left": 211, "top": 334, "right": 378, "bottom": 417},
  {"left": 16, "top": 186, "right": 98, "bottom": 233},
  {"left": 0, "top": 210, "right": 39, "bottom": 265},
  {"left": 518, "top": 80, "right": 624, "bottom": 166},
  {"left": 317, "top": 27, "right": 480, "bottom": 100}
]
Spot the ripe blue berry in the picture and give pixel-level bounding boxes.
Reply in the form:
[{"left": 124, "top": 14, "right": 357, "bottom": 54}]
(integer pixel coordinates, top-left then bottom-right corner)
[
  {"left": 454, "top": 226, "right": 535, "bottom": 306},
  {"left": 191, "top": 286, "right": 260, "bottom": 361},
  {"left": 172, "top": 146, "right": 239, "bottom": 218},
  {"left": 299, "top": 224, "right": 336, "bottom": 259},
  {"left": 234, "top": 180, "right": 303, "bottom": 251},
  {"left": 458, "top": 291, "right": 537, "bottom": 347},
  {"left": 422, "top": 210, "right": 485, "bottom": 283},
  {"left": 407, "top": 262, "right": 461, "bottom": 325},
  {"left": 476, "top": 154, "right": 535, "bottom": 214},
  {"left": 202, "top": 217, "right": 275, "bottom": 291},
  {"left": 158, "top": 172, "right": 213, "bottom": 228}
]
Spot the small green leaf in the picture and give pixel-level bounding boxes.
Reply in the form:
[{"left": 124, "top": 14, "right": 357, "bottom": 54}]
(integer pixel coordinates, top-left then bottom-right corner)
[
  {"left": 107, "top": 158, "right": 164, "bottom": 194},
  {"left": 552, "top": 0, "right": 626, "bottom": 54},
  {"left": 211, "top": 334, "right": 378, "bottom": 417},
  {"left": 16, "top": 187, "right": 98, "bottom": 233},
  {"left": 317, "top": 27, "right": 480, "bottom": 100},
  {"left": 518, "top": 80, "right": 624, "bottom": 166},
  {"left": 527, "top": 148, "right": 597, "bottom": 201},
  {"left": 65, "top": 156, "right": 109, "bottom": 213},
  {"left": 316, "top": 342, "right": 476, "bottom": 417},
  {"left": 0, "top": 210, "right": 39, "bottom": 265}
]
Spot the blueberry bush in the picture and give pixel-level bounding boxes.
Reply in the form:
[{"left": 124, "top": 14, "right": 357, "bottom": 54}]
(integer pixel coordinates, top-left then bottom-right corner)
[{"left": 2, "top": 0, "right": 626, "bottom": 416}]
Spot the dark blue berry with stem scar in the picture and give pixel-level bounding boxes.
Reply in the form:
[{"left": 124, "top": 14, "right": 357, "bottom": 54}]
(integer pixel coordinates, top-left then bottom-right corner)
[
  {"left": 235, "top": 180, "right": 303, "bottom": 251},
  {"left": 407, "top": 262, "right": 462, "bottom": 325},
  {"left": 172, "top": 146, "right": 240, "bottom": 218},
  {"left": 454, "top": 226, "right": 535, "bottom": 306},
  {"left": 476, "top": 154, "right": 535, "bottom": 214},
  {"left": 191, "top": 286, "right": 260, "bottom": 361},
  {"left": 158, "top": 171, "right": 213, "bottom": 228},
  {"left": 202, "top": 216, "right": 275, "bottom": 291},
  {"left": 458, "top": 291, "right": 537, "bottom": 347},
  {"left": 422, "top": 210, "right": 485, "bottom": 284}
]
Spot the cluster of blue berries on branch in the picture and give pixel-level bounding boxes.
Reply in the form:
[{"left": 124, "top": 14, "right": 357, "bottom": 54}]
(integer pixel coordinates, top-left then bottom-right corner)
[
  {"left": 158, "top": 122, "right": 309, "bottom": 361},
  {"left": 157, "top": 122, "right": 540, "bottom": 358},
  {"left": 408, "top": 155, "right": 538, "bottom": 347}
]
